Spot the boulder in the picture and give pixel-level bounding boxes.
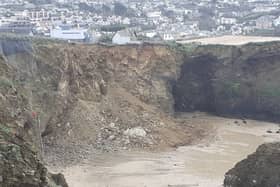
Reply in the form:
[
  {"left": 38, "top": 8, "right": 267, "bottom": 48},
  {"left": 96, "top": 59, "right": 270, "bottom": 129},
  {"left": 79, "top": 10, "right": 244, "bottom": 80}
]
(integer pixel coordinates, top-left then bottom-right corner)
[
  {"left": 224, "top": 143, "right": 280, "bottom": 187},
  {"left": 124, "top": 127, "right": 147, "bottom": 138}
]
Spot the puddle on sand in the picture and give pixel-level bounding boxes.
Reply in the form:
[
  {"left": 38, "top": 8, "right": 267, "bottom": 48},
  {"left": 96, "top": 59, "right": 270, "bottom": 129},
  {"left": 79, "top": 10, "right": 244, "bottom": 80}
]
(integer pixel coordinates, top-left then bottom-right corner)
[{"left": 60, "top": 116, "right": 280, "bottom": 187}]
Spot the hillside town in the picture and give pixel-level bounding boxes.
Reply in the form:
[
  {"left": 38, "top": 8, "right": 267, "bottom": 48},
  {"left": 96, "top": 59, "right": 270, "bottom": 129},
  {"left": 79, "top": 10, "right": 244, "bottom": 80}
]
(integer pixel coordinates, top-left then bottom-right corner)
[{"left": 1, "top": 0, "right": 280, "bottom": 44}]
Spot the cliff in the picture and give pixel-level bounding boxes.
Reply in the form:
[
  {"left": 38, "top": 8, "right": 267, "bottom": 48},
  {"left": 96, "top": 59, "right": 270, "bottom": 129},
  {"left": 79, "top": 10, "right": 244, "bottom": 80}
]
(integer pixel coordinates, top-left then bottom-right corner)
[
  {"left": 0, "top": 37, "right": 68, "bottom": 186},
  {"left": 1, "top": 35, "right": 280, "bottom": 186},
  {"left": 0, "top": 36, "right": 207, "bottom": 185},
  {"left": 173, "top": 42, "right": 280, "bottom": 121}
]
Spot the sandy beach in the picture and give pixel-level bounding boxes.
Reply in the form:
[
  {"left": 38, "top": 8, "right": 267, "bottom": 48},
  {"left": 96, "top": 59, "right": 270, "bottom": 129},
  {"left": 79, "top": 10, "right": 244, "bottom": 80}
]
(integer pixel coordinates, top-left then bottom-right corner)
[{"left": 52, "top": 113, "right": 280, "bottom": 187}]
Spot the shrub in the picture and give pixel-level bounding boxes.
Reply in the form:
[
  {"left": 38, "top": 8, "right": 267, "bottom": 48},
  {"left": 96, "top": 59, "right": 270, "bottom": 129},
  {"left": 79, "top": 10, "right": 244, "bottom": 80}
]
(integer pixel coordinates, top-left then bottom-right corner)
[{"left": 0, "top": 77, "right": 13, "bottom": 89}]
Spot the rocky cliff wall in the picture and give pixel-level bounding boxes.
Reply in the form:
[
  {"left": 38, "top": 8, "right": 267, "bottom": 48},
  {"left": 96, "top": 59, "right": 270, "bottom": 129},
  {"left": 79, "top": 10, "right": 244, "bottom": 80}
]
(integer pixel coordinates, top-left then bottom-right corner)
[
  {"left": 1, "top": 36, "right": 280, "bottom": 186},
  {"left": 0, "top": 37, "right": 68, "bottom": 187},
  {"left": 0, "top": 37, "right": 205, "bottom": 169},
  {"left": 173, "top": 42, "right": 280, "bottom": 121}
]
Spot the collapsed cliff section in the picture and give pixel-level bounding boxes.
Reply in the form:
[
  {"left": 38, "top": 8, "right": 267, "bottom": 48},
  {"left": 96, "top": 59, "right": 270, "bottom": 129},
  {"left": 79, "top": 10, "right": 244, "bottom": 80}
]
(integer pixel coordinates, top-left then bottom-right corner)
[
  {"left": 38, "top": 43, "right": 207, "bottom": 166},
  {"left": 0, "top": 36, "right": 208, "bottom": 167},
  {"left": 2, "top": 35, "right": 280, "bottom": 176},
  {"left": 173, "top": 42, "right": 280, "bottom": 121},
  {"left": 224, "top": 142, "right": 280, "bottom": 187}
]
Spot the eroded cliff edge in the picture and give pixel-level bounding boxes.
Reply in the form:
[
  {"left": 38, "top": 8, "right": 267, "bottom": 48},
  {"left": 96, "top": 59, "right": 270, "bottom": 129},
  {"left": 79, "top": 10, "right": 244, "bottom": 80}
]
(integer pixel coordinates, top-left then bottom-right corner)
[{"left": 1, "top": 36, "right": 280, "bottom": 186}]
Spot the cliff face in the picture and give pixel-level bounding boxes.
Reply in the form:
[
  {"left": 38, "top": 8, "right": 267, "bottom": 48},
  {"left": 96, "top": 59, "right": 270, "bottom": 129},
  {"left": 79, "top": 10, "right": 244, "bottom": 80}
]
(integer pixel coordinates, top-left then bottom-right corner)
[
  {"left": 173, "top": 42, "right": 280, "bottom": 121},
  {"left": 1, "top": 36, "right": 280, "bottom": 186},
  {"left": 224, "top": 143, "right": 280, "bottom": 187},
  {"left": 0, "top": 37, "right": 207, "bottom": 169},
  {"left": 0, "top": 39, "right": 68, "bottom": 187}
]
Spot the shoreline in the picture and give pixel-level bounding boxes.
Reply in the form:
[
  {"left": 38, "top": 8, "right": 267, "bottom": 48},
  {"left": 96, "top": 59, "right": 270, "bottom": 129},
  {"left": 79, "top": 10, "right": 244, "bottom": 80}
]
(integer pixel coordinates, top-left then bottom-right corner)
[{"left": 54, "top": 113, "right": 280, "bottom": 187}]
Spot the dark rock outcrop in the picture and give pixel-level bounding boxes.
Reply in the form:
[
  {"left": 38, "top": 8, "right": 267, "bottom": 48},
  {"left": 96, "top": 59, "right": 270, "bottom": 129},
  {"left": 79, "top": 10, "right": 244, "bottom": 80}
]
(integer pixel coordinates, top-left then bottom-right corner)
[
  {"left": 0, "top": 129, "right": 68, "bottom": 187},
  {"left": 173, "top": 42, "right": 280, "bottom": 121},
  {"left": 224, "top": 143, "right": 280, "bottom": 187}
]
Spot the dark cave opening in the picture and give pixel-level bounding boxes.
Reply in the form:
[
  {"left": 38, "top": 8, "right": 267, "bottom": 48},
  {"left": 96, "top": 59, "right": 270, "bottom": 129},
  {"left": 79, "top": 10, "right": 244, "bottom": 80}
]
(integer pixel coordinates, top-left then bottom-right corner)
[
  {"left": 172, "top": 55, "right": 218, "bottom": 113},
  {"left": 171, "top": 53, "right": 280, "bottom": 122}
]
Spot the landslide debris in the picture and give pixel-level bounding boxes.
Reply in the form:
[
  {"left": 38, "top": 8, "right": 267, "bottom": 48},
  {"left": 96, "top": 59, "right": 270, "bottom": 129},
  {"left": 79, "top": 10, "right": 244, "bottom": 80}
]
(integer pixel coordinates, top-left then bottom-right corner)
[
  {"left": 0, "top": 36, "right": 208, "bottom": 168},
  {"left": 224, "top": 143, "right": 280, "bottom": 187},
  {"left": 41, "top": 43, "right": 207, "bottom": 166}
]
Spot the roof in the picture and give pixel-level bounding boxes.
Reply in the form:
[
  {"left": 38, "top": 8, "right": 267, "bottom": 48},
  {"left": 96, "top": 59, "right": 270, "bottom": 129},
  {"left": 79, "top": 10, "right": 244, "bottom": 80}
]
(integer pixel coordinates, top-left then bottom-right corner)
[{"left": 50, "top": 28, "right": 87, "bottom": 40}]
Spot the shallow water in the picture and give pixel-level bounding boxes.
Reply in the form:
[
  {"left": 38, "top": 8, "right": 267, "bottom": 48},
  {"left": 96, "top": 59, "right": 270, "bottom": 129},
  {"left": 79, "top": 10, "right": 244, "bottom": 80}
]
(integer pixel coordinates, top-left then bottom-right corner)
[{"left": 60, "top": 115, "right": 280, "bottom": 187}]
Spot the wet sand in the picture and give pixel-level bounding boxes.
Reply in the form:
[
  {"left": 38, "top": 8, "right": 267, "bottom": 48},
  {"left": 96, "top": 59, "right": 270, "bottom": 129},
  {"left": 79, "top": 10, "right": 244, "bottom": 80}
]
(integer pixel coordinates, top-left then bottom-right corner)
[{"left": 57, "top": 114, "right": 280, "bottom": 187}]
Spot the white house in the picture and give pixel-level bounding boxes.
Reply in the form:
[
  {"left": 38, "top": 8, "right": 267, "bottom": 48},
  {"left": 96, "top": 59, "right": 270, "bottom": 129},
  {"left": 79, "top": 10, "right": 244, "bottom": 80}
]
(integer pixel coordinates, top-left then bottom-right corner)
[
  {"left": 145, "top": 31, "right": 157, "bottom": 38},
  {"left": 147, "top": 11, "right": 161, "bottom": 18},
  {"left": 274, "top": 16, "right": 280, "bottom": 27},
  {"left": 219, "top": 17, "right": 237, "bottom": 25},
  {"left": 256, "top": 16, "right": 274, "bottom": 30},
  {"left": 162, "top": 33, "right": 174, "bottom": 41},
  {"left": 50, "top": 27, "right": 88, "bottom": 41}
]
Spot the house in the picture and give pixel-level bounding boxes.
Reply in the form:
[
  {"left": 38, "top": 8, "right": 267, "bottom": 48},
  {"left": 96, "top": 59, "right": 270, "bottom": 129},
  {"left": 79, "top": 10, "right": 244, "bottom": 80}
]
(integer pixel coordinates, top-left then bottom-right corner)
[
  {"left": 112, "top": 29, "right": 140, "bottom": 45},
  {"left": 274, "top": 16, "right": 280, "bottom": 27},
  {"left": 50, "top": 26, "right": 88, "bottom": 41},
  {"left": 256, "top": 16, "right": 275, "bottom": 30},
  {"left": 219, "top": 17, "right": 237, "bottom": 25},
  {"left": 145, "top": 31, "right": 157, "bottom": 38},
  {"left": 146, "top": 11, "right": 161, "bottom": 18},
  {"left": 162, "top": 33, "right": 174, "bottom": 41},
  {"left": 23, "top": 9, "right": 50, "bottom": 21},
  {"left": 243, "top": 26, "right": 255, "bottom": 34},
  {"left": 231, "top": 25, "right": 242, "bottom": 35}
]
